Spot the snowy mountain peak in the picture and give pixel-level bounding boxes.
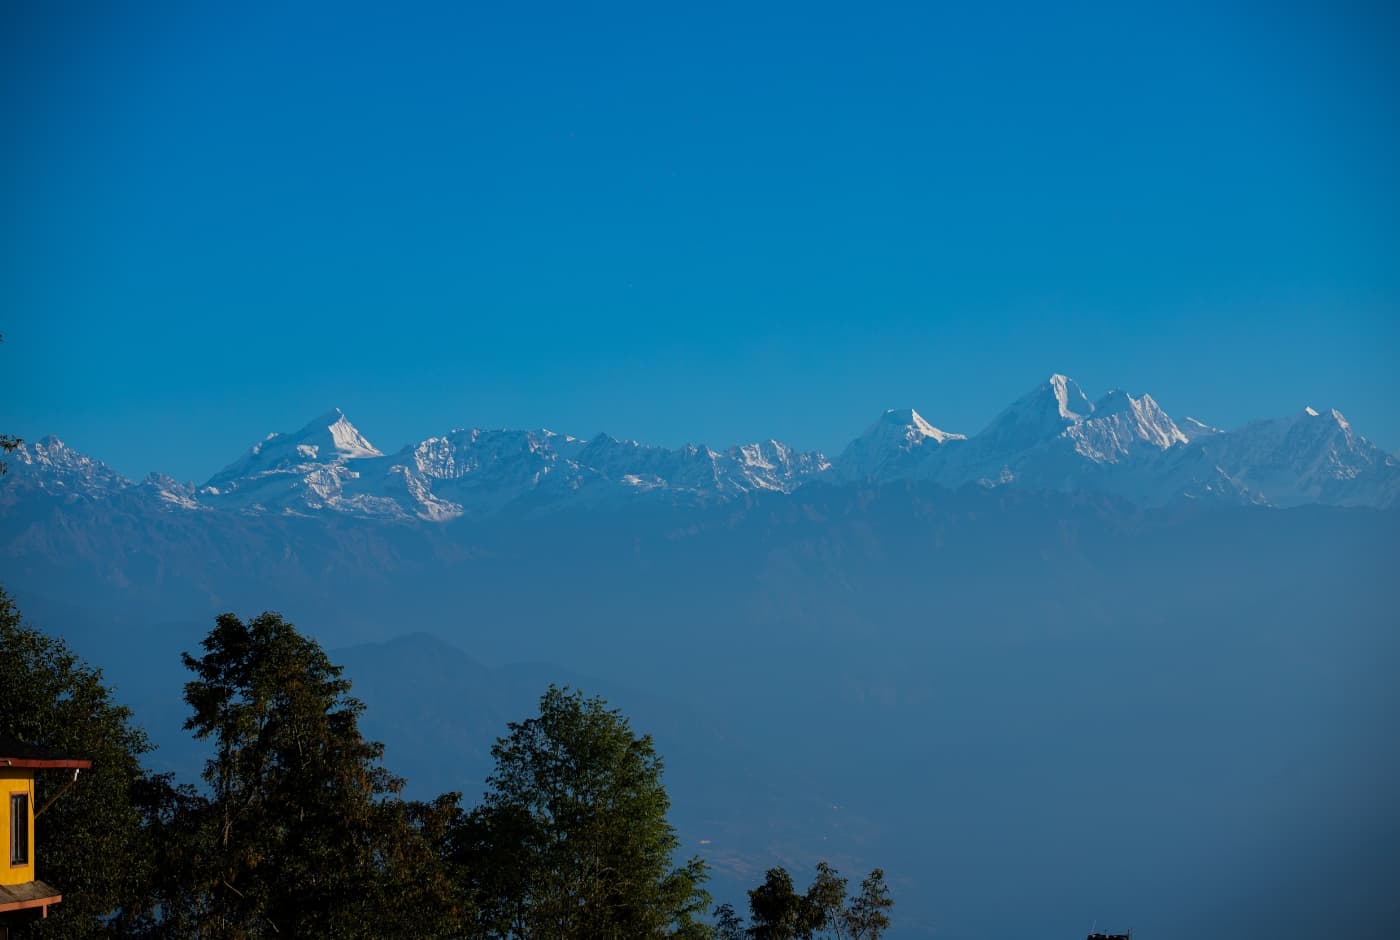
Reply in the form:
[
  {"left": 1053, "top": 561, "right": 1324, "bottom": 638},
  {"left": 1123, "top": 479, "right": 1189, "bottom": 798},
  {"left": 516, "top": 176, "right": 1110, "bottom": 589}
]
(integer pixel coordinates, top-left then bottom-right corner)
[
  {"left": 1296, "top": 406, "right": 1351, "bottom": 433},
  {"left": 976, "top": 374, "right": 1094, "bottom": 451},
  {"left": 4, "top": 436, "right": 128, "bottom": 497},
  {"left": 1082, "top": 390, "right": 1187, "bottom": 451},
  {"left": 24, "top": 436, "right": 111, "bottom": 474},
  {"left": 296, "top": 408, "right": 382, "bottom": 459},
  {"left": 201, "top": 408, "right": 383, "bottom": 504},
  {"left": 1047, "top": 373, "right": 1093, "bottom": 420},
  {"left": 877, "top": 408, "right": 964, "bottom": 445},
  {"left": 30, "top": 435, "right": 78, "bottom": 461},
  {"left": 833, "top": 407, "right": 965, "bottom": 481},
  {"left": 1183, "top": 403, "right": 1398, "bottom": 507},
  {"left": 1287, "top": 406, "right": 1349, "bottom": 435}
]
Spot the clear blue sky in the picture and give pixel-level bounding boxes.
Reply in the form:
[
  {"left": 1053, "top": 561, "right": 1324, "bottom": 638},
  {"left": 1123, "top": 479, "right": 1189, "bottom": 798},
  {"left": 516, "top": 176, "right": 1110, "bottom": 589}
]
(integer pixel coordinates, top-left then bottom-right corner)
[{"left": 3, "top": 1, "right": 1397, "bottom": 482}]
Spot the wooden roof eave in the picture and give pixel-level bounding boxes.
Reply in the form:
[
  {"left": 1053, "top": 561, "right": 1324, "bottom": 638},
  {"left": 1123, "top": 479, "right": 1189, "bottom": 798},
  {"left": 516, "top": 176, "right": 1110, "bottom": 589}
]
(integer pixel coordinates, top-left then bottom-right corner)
[
  {"left": 0, "top": 758, "right": 92, "bottom": 770},
  {"left": 0, "top": 881, "right": 63, "bottom": 913},
  {"left": 0, "top": 893, "right": 63, "bottom": 914}
]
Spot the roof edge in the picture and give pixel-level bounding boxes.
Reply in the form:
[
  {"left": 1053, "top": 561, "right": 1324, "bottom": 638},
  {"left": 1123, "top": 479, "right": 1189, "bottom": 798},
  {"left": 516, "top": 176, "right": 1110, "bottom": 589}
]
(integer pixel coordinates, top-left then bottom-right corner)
[{"left": 0, "top": 757, "right": 93, "bottom": 769}]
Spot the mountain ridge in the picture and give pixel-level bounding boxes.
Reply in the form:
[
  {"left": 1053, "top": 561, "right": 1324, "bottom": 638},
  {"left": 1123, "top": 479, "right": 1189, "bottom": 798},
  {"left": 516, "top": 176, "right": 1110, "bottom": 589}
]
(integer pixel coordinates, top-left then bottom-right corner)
[{"left": 6, "top": 374, "right": 1398, "bottom": 516}]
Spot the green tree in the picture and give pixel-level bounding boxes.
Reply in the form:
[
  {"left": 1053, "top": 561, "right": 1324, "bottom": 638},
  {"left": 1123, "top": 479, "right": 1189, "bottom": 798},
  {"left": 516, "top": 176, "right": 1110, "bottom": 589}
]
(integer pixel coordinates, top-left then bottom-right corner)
[
  {"left": 841, "top": 869, "right": 892, "bottom": 940},
  {"left": 747, "top": 867, "right": 816, "bottom": 940},
  {"left": 457, "top": 685, "right": 711, "bottom": 939},
  {"left": 0, "top": 586, "right": 159, "bottom": 937},
  {"left": 722, "top": 862, "right": 893, "bottom": 940},
  {"left": 713, "top": 902, "right": 747, "bottom": 940},
  {"left": 169, "top": 611, "right": 465, "bottom": 938},
  {"left": 804, "top": 862, "right": 849, "bottom": 938}
]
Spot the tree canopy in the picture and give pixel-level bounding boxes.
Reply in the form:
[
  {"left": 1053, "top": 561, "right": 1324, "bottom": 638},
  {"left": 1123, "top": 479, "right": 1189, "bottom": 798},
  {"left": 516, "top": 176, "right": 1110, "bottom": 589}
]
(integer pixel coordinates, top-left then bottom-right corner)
[
  {"left": 715, "top": 862, "right": 892, "bottom": 940},
  {"left": 0, "top": 587, "right": 157, "bottom": 938},
  {"left": 158, "top": 610, "right": 465, "bottom": 938},
  {"left": 456, "top": 684, "right": 712, "bottom": 939}
]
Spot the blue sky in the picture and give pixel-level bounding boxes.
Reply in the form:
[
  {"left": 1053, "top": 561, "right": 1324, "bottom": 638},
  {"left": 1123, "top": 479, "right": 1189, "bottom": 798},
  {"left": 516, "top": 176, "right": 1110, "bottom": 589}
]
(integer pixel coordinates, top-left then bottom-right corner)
[{"left": 3, "top": 1, "right": 1397, "bottom": 481}]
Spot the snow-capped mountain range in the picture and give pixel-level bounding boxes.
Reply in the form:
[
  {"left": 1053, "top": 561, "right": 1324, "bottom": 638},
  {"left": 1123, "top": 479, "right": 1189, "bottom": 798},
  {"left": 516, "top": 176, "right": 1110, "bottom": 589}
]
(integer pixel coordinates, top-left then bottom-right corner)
[{"left": 6, "top": 374, "right": 1398, "bottom": 519}]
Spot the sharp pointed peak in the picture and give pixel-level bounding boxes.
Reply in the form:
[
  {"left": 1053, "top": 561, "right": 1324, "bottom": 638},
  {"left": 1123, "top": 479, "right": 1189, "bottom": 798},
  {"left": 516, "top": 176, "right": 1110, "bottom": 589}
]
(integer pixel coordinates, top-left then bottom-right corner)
[
  {"left": 1022, "top": 372, "right": 1086, "bottom": 396},
  {"left": 1044, "top": 372, "right": 1084, "bottom": 393},
  {"left": 1045, "top": 374, "right": 1092, "bottom": 417},
  {"left": 284, "top": 407, "right": 381, "bottom": 457},
  {"left": 1003, "top": 372, "right": 1093, "bottom": 418},
  {"left": 878, "top": 406, "right": 933, "bottom": 428},
  {"left": 859, "top": 407, "right": 964, "bottom": 445},
  {"left": 1091, "top": 387, "right": 1164, "bottom": 414},
  {"left": 1300, "top": 406, "right": 1351, "bottom": 431},
  {"left": 297, "top": 407, "right": 354, "bottom": 432},
  {"left": 976, "top": 372, "right": 1096, "bottom": 443}
]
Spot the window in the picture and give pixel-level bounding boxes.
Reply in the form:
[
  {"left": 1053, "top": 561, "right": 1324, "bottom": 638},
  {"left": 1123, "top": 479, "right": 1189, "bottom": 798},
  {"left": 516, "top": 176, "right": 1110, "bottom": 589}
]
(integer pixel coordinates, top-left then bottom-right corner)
[{"left": 10, "top": 793, "right": 27, "bottom": 866}]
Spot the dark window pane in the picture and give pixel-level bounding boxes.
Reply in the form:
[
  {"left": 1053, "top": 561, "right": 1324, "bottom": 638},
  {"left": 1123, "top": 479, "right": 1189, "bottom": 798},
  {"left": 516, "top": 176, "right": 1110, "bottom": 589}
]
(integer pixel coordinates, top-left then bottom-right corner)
[{"left": 10, "top": 794, "right": 27, "bottom": 866}]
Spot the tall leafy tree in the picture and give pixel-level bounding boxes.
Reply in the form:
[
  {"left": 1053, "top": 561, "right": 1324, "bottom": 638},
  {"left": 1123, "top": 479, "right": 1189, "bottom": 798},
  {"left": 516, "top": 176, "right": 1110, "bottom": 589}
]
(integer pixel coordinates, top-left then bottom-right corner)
[
  {"left": 0, "top": 586, "right": 159, "bottom": 937},
  {"left": 804, "top": 862, "right": 849, "bottom": 938},
  {"left": 170, "top": 611, "right": 464, "bottom": 938},
  {"left": 713, "top": 902, "right": 748, "bottom": 940},
  {"left": 721, "top": 862, "right": 893, "bottom": 940},
  {"left": 747, "top": 867, "right": 817, "bottom": 940},
  {"left": 841, "top": 869, "right": 892, "bottom": 940},
  {"left": 457, "top": 685, "right": 711, "bottom": 939}
]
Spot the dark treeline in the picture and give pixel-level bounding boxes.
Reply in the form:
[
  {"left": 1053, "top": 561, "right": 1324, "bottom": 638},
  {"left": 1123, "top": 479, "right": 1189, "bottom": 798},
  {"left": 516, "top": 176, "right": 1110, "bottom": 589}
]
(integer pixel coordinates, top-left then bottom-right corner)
[{"left": 0, "top": 588, "right": 890, "bottom": 939}]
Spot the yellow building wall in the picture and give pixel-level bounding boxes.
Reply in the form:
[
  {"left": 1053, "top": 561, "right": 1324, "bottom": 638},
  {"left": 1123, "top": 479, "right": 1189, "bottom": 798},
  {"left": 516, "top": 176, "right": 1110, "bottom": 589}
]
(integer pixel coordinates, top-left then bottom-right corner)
[{"left": 0, "top": 768, "right": 36, "bottom": 886}]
